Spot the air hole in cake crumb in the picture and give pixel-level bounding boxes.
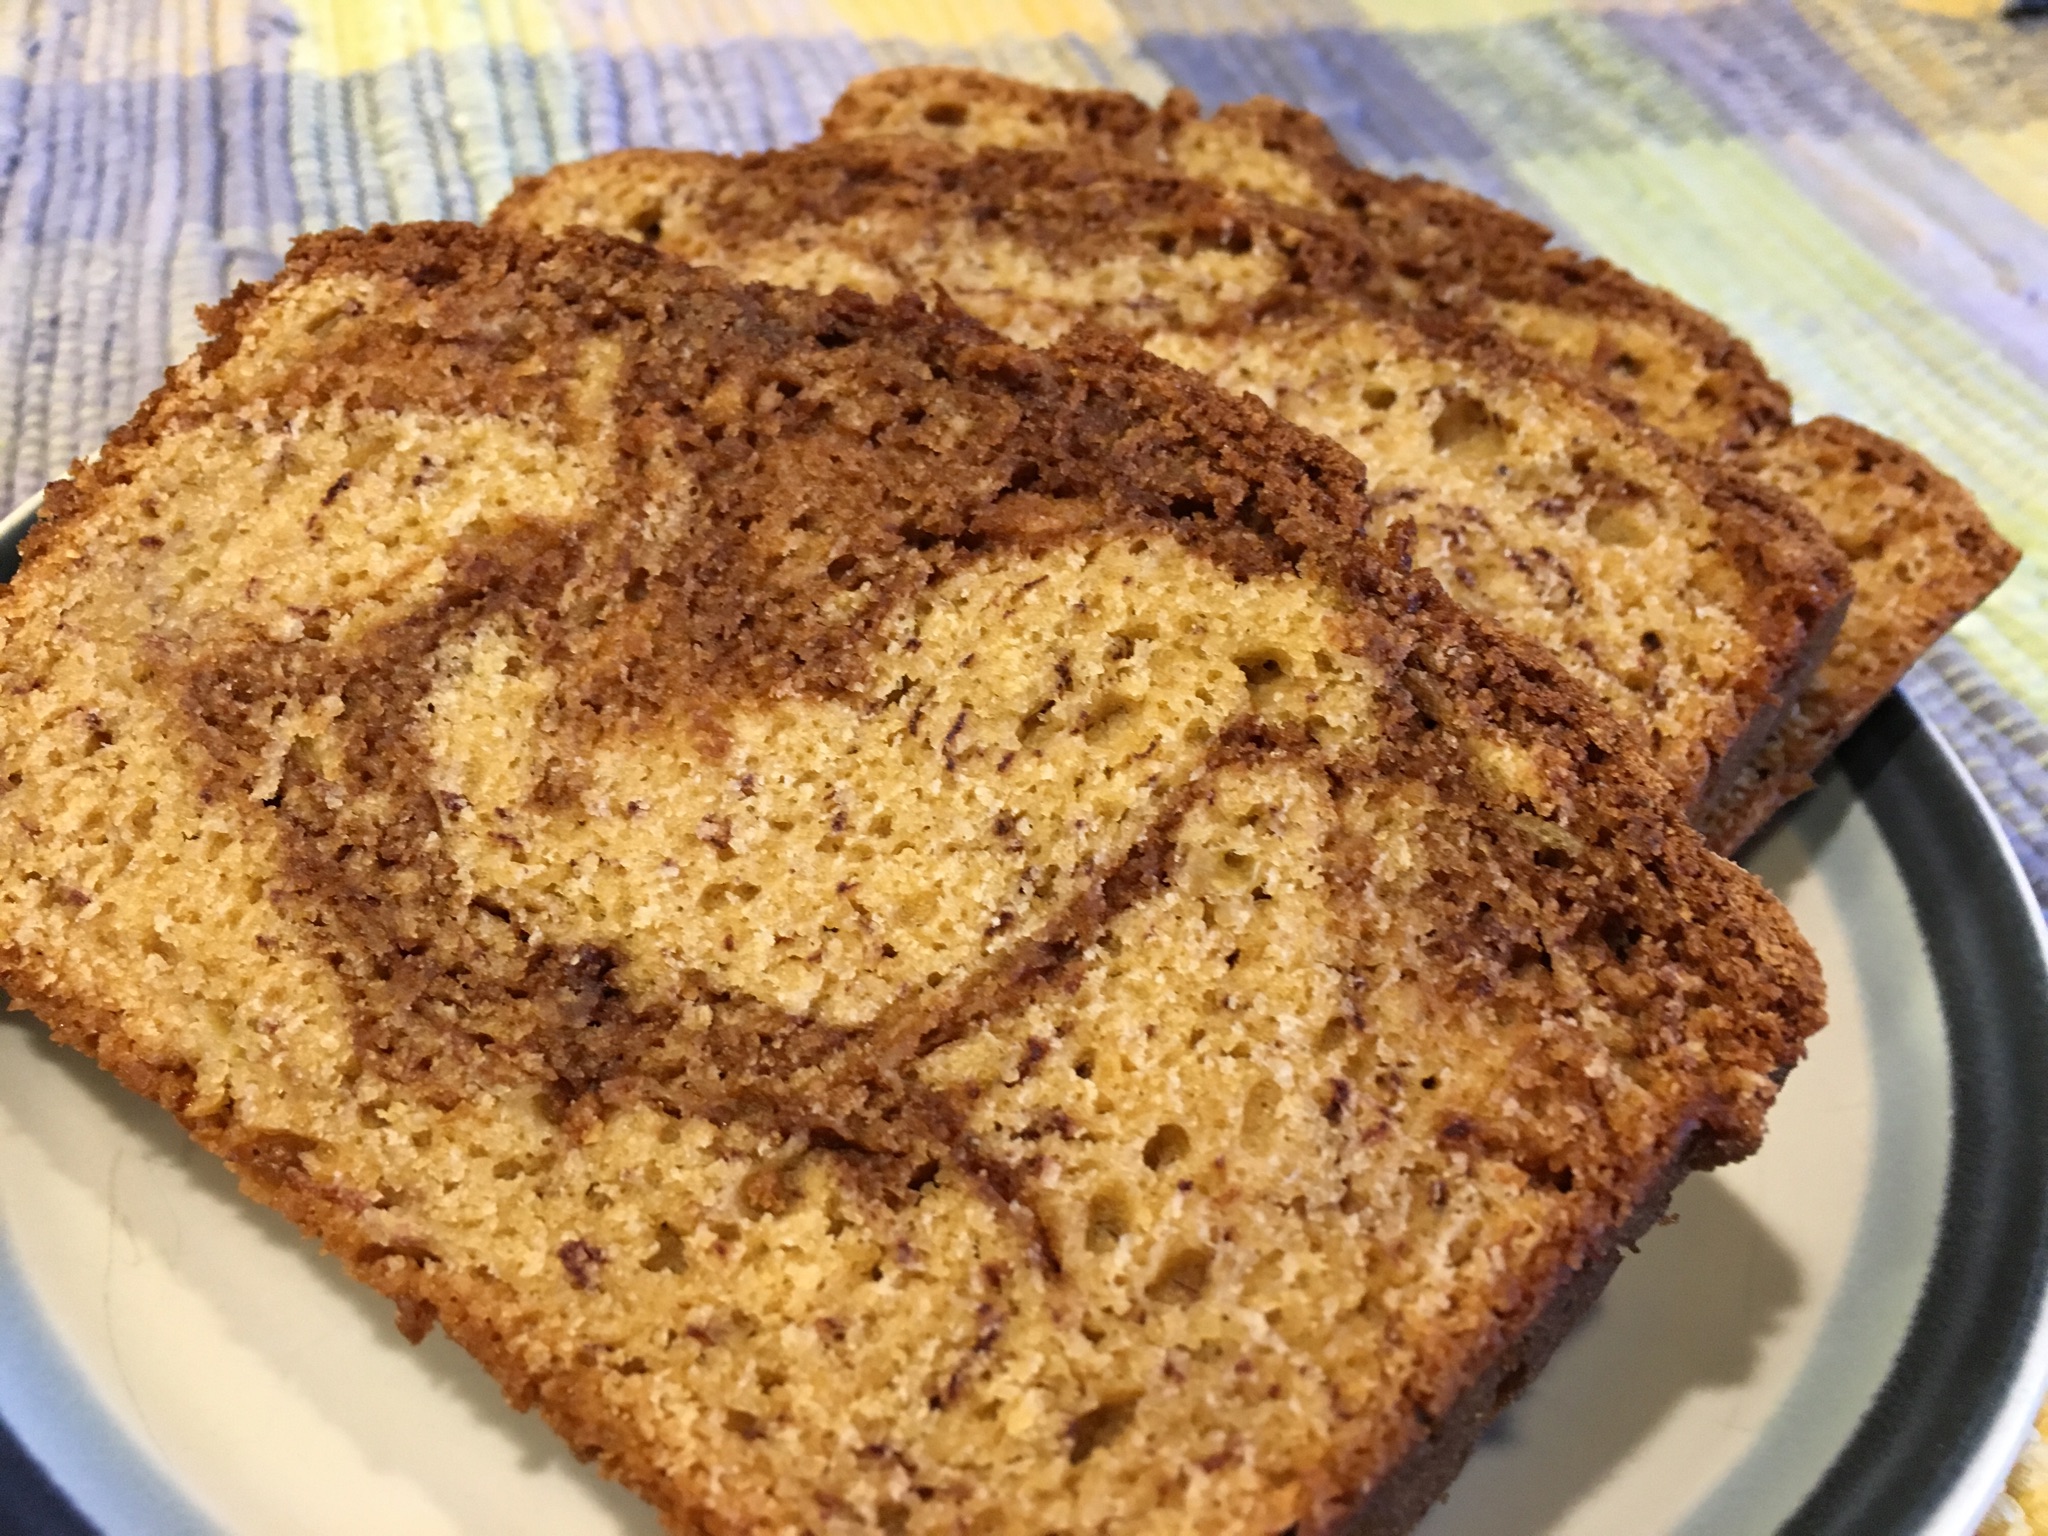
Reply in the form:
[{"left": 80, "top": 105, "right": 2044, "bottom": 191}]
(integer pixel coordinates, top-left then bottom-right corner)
[
  {"left": 1084, "top": 1191, "right": 1130, "bottom": 1253},
  {"left": 724, "top": 1408, "right": 765, "bottom": 1441},
  {"left": 1113, "top": 620, "right": 1156, "bottom": 649},
  {"left": 1146, "top": 1246, "right": 1214, "bottom": 1306},
  {"left": 1360, "top": 383, "right": 1397, "bottom": 410},
  {"left": 879, "top": 1503, "right": 911, "bottom": 1535},
  {"left": 1430, "top": 391, "right": 1507, "bottom": 456},
  {"left": 1316, "top": 1019, "right": 1352, "bottom": 1053},
  {"left": 922, "top": 100, "right": 968, "bottom": 126},
  {"left": 698, "top": 881, "right": 761, "bottom": 910},
  {"left": 1588, "top": 495, "right": 1655, "bottom": 548},
  {"left": 1017, "top": 699, "right": 1056, "bottom": 746},
  {"left": 1143, "top": 1124, "right": 1190, "bottom": 1171},
  {"left": 1082, "top": 694, "right": 1135, "bottom": 745},
  {"left": 1241, "top": 1077, "right": 1283, "bottom": 1151},
  {"left": 1598, "top": 912, "right": 1643, "bottom": 961},
  {"left": 642, "top": 1222, "right": 688, "bottom": 1274},
  {"left": 630, "top": 211, "right": 662, "bottom": 244},
  {"left": 1067, "top": 1398, "right": 1139, "bottom": 1464}
]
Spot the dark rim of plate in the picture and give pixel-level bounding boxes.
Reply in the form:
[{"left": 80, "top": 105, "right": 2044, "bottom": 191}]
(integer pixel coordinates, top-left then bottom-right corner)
[
  {"left": 1781, "top": 695, "right": 2048, "bottom": 1534},
  {"left": 0, "top": 500, "right": 2043, "bottom": 1533}
]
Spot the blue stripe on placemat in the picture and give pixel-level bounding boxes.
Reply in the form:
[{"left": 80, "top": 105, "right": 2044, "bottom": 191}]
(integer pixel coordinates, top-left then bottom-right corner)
[
  {"left": 1120, "top": 20, "right": 1556, "bottom": 222},
  {"left": 1905, "top": 641, "right": 2048, "bottom": 911}
]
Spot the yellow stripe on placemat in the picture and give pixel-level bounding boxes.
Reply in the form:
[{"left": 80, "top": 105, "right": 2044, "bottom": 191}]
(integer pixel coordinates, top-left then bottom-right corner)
[
  {"left": 825, "top": 0, "right": 1164, "bottom": 90},
  {"left": 291, "top": 0, "right": 423, "bottom": 77},
  {"left": 290, "top": 0, "right": 862, "bottom": 75},
  {"left": 1893, "top": 0, "right": 2005, "bottom": 16},
  {"left": 1794, "top": 0, "right": 2048, "bottom": 230},
  {"left": 1937, "top": 123, "right": 2048, "bottom": 234},
  {"left": 825, "top": 0, "right": 1130, "bottom": 46}
]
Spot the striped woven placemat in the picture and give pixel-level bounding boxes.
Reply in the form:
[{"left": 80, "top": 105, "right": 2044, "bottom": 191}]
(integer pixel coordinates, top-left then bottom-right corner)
[{"left": 1, "top": 1, "right": 2043, "bottom": 1527}]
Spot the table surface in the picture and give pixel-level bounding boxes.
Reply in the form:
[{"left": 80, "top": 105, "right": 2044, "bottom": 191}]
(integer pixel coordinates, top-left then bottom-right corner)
[{"left": 0, "top": 1, "right": 2043, "bottom": 1530}]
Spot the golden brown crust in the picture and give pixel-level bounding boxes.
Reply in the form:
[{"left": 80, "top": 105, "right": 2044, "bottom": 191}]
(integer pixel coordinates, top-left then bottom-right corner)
[
  {"left": 821, "top": 69, "right": 1795, "bottom": 451},
  {"left": 493, "top": 134, "right": 1851, "bottom": 823},
  {"left": 0, "top": 221, "right": 1824, "bottom": 1534},
  {"left": 1697, "top": 416, "right": 2022, "bottom": 848},
  {"left": 819, "top": 67, "right": 2016, "bottom": 851}
]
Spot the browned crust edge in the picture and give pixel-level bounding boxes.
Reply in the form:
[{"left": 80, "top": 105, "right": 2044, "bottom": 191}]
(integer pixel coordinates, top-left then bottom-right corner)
[
  {"left": 1191, "top": 93, "right": 1797, "bottom": 452},
  {"left": 820, "top": 68, "right": 1796, "bottom": 451},
  {"left": 1329, "top": 1133, "right": 1710, "bottom": 1536},
  {"left": 1698, "top": 416, "right": 2021, "bottom": 849}
]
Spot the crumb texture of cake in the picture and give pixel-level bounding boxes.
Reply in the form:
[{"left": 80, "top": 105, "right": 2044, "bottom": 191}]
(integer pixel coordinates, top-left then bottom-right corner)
[
  {"left": 816, "top": 66, "right": 2019, "bottom": 843},
  {"left": 492, "top": 137, "right": 1849, "bottom": 827},
  {"left": 0, "top": 223, "right": 1825, "bottom": 1536}
]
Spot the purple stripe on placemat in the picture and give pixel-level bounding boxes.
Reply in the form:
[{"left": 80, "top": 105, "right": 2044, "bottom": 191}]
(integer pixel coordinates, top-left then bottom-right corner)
[
  {"left": 1126, "top": 24, "right": 1557, "bottom": 224},
  {"left": 0, "top": 62, "right": 301, "bottom": 499},
  {"left": 1905, "top": 639, "right": 2048, "bottom": 912},
  {"left": 568, "top": 37, "right": 870, "bottom": 155},
  {"left": 1611, "top": 0, "right": 2048, "bottom": 390}
]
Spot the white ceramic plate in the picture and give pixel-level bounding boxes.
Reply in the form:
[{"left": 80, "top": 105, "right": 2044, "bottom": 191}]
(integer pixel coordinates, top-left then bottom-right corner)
[{"left": 0, "top": 488, "right": 2043, "bottom": 1536}]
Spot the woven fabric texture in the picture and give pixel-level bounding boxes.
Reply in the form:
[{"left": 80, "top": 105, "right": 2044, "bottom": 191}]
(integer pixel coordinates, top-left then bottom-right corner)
[{"left": 0, "top": 0, "right": 2043, "bottom": 1528}]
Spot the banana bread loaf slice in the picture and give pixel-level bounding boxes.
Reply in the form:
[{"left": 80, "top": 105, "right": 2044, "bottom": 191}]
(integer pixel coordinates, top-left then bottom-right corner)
[
  {"left": 820, "top": 67, "right": 2019, "bottom": 847},
  {"left": 0, "top": 222, "right": 1824, "bottom": 1535},
  {"left": 492, "top": 137, "right": 1849, "bottom": 832}
]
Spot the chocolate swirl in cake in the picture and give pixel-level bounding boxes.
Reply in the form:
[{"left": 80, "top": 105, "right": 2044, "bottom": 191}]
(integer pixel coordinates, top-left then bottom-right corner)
[{"left": 0, "top": 224, "right": 1825, "bottom": 1536}]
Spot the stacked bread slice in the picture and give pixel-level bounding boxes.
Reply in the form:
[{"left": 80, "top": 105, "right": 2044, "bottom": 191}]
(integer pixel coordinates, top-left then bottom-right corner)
[
  {"left": 494, "top": 135, "right": 1856, "bottom": 842},
  {"left": 0, "top": 61, "right": 2006, "bottom": 1536},
  {"left": 817, "top": 68, "right": 2021, "bottom": 850}
]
